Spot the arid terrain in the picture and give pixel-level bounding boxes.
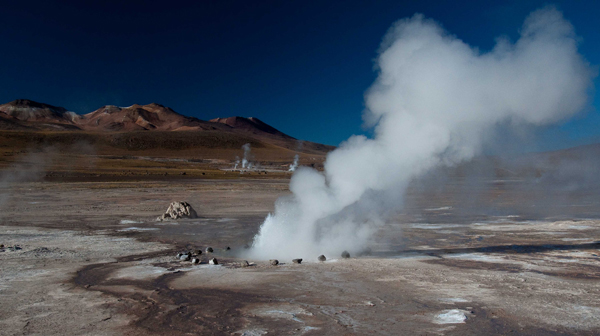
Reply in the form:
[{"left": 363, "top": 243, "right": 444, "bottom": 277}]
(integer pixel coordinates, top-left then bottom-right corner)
[
  {"left": 1, "top": 154, "right": 600, "bottom": 335},
  {"left": 1, "top": 101, "right": 600, "bottom": 335}
]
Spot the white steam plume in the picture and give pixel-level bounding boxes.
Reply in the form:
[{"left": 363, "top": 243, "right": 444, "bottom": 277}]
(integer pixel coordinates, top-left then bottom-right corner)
[
  {"left": 289, "top": 154, "right": 300, "bottom": 172},
  {"left": 241, "top": 143, "right": 251, "bottom": 169},
  {"left": 248, "top": 7, "right": 595, "bottom": 260}
]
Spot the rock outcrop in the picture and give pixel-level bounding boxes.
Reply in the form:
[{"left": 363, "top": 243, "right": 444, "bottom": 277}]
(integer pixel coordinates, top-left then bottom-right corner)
[{"left": 157, "top": 201, "right": 197, "bottom": 221}]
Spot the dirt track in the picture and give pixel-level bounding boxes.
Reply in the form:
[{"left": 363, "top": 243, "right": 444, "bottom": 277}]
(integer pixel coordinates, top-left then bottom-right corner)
[{"left": 1, "top": 179, "right": 600, "bottom": 335}]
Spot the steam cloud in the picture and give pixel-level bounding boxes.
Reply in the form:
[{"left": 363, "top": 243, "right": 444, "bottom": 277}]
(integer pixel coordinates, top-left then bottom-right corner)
[
  {"left": 232, "top": 143, "right": 254, "bottom": 170},
  {"left": 288, "top": 154, "right": 299, "bottom": 172},
  {"left": 241, "top": 143, "right": 252, "bottom": 169},
  {"left": 248, "top": 7, "right": 595, "bottom": 260}
]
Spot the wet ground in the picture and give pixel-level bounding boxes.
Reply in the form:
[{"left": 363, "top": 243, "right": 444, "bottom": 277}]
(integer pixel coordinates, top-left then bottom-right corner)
[{"left": 1, "top": 178, "right": 600, "bottom": 335}]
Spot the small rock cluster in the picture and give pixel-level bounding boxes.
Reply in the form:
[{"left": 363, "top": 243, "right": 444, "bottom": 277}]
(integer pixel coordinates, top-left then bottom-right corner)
[
  {"left": 175, "top": 246, "right": 215, "bottom": 265},
  {"left": 171, "top": 244, "right": 356, "bottom": 270},
  {"left": 0, "top": 244, "right": 22, "bottom": 252},
  {"left": 157, "top": 201, "right": 198, "bottom": 221}
]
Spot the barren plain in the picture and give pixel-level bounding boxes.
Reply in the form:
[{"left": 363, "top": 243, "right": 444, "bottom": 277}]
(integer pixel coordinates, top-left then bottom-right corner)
[{"left": 1, "top": 164, "right": 600, "bottom": 335}]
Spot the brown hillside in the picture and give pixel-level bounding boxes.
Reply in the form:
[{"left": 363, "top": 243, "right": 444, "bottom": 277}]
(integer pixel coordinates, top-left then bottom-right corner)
[
  {"left": 78, "top": 103, "right": 220, "bottom": 132},
  {"left": 0, "top": 99, "right": 335, "bottom": 155},
  {"left": 0, "top": 99, "right": 81, "bottom": 130}
]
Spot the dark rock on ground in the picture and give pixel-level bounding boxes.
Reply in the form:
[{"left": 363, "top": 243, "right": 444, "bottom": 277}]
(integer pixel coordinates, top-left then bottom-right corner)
[
  {"left": 240, "top": 260, "right": 250, "bottom": 267},
  {"left": 318, "top": 255, "right": 326, "bottom": 262},
  {"left": 292, "top": 258, "right": 302, "bottom": 264},
  {"left": 209, "top": 258, "right": 218, "bottom": 265},
  {"left": 341, "top": 251, "right": 351, "bottom": 259},
  {"left": 270, "top": 259, "right": 279, "bottom": 266},
  {"left": 205, "top": 247, "right": 213, "bottom": 253}
]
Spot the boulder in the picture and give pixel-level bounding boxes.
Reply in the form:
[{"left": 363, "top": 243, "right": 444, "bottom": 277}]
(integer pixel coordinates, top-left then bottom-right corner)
[
  {"left": 209, "top": 258, "right": 218, "bottom": 265},
  {"left": 317, "top": 255, "right": 326, "bottom": 262},
  {"left": 179, "top": 253, "right": 191, "bottom": 261},
  {"left": 157, "top": 201, "right": 198, "bottom": 221},
  {"left": 341, "top": 251, "right": 351, "bottom": 259},
  {"left": 292, "top": 258, "right": 302, "bottom": 264},
  {"left": 270, "top": 259, "right": 279, "bottom": 266},
  {"left": 205, "top": 247, "right": 213, "bottom": 253}
]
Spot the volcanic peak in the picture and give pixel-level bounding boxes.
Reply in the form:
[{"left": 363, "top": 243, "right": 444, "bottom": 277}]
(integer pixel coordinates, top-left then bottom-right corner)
[{"left": 209, "top": 116, "right": 292, "bottom": 138}]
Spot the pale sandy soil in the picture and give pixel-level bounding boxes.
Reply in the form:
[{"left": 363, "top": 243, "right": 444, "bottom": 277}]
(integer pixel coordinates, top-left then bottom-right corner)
[{"left": 1, "top": 179, "right": 600, "bottom": 335}]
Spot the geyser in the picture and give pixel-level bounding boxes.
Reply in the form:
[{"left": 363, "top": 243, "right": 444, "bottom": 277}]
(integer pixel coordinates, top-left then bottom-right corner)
[
  {"left": 248, "top": 7, "right": 595, "bottom": 260},
  {"left": 289, "top": 154, "right": 300, "bottom": 172},
  {"left": 241, "top": 143, "right": 252, "bottom": 169}
]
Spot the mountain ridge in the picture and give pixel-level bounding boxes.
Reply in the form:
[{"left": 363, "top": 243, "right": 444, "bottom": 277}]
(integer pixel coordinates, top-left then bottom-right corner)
[{"left": 0, "top": 99, "right": 333, "bottom": 154}]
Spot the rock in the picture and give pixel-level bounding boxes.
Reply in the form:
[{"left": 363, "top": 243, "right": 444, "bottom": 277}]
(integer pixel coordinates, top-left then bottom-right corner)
[
  {"left": 240, "top": 260, "right": 250, "bottom": 267},
  {"left": 225, "top": 246, "right": 231, "bottom": 251},
  {"left": 157, "top": 201, "right": 198, "bottom": 221},
  {"left": 196, "top": 249, "right": 203, "bottom": 255},
  {"left": 292, "top": 258, "right": 302, "bottom": 264},
  {"left": 270, "top": 259, "right": 279, "bottom": 266},
  {"left": 191, "top": 258, "right": 200, "bottom": 264},
  {"left": 209, "top": 258, "right": 218, "bottom": 265},
  {"left": 179, "top": 253, "right": 191, "bottom": 261},
  {"left": 318, "top": 255, "right": 326, "bottom": 262},
  {"left": 341, "top": 251, "right": 350, "bottom": 259},
  {"left": 205, "top": 247, "right": 213, "bottom": 253}
]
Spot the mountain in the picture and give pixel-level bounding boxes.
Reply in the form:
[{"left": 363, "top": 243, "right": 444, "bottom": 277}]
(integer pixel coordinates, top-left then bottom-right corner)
[
  {"left": 210, "top": 116, "right": 292, "bottom": 138},
  {"left": 77, "top": 103, "right": 218, "bottom": 132},
  {"left": 0, "top": 99, "right": 80, "bottom": 130},
  {"left": 0, "top": 99, "right": 335, "bottom": 154}
]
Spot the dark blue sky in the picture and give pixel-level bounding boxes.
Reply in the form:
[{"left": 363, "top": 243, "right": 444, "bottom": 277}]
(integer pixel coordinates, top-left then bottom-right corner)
[{"left": 1, "top": 0, "right": 598, "bottom": 149}]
